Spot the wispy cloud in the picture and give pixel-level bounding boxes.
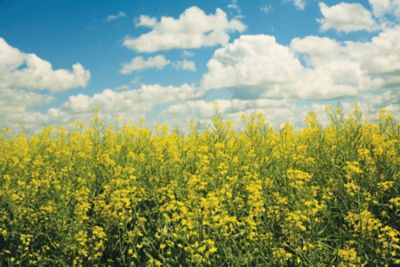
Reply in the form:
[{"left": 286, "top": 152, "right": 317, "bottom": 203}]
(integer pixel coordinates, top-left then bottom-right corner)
[
  {"left": 182, "top": 50, "right": 195, "bottom": 57},
  {"left": 285, "top": 0, "right": 306, "bottom": 10},
  {"left": 172, "top": 60, "right": 197, "bottom": 72},
  {"left": 121, "top": 55, "right": 170, "bottom": 74},
  {"left": 106, "top": 11, "right": 126, "bottom": 22},
  {"left": 260, "top": 4, "right": 272, "bottom": 14},
  {"left": 227, "top": 0, "right": 244, "bottom": 19}
]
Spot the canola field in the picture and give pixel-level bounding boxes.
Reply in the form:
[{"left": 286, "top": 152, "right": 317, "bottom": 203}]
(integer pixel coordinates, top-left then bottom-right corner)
[{"left": 0, "top": 108, "right": 399, "bottom": 266}]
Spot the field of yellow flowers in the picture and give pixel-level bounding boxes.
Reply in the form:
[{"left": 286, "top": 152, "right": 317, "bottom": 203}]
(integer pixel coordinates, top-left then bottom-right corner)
[{"left": 0, "top": 107, "right": 399, "bottom": 266}]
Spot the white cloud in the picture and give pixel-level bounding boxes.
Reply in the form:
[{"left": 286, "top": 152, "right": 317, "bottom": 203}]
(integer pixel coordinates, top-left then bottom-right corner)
[
  {"left": 369, "top": 0, "right": 400, "bottom": 18},
  {"left": 289, "top": 28, "right": 400, "bottom": 98},
  {"left": 172, "top": 59, "right": 197, "bottom": 71},
  {"left": 291, "top": 26, "right": 400, "bottom": 78},
  {"left": 3, "top": 5, "right": 400, "bottom": 131},
  {"left": 202, "top": 30, "right": 399, "bottom": 101},
  {"left": 318, "top": 2, "right": 377, "bottom": 33},
  {"left": 106, "top": 11, "right": 126, "bottom": 22},
  {"left": 121, "top": 55, "right": 170, "bottom": 74},
  {"left": 344, "top": 26, "right": 400, "bottom": 75},
  {"left": 290, "top": 36, "right": 342, "bottom": 66},
  {"left": 201, "top": 35, "right": 303, "bottom": 98},
  {"left": 0, "top": 38, "right": 90, "bottom": 92},
  {"left": 0, "top": 89, "right": 53, "bottom": 114},
  {"left": 123, "top": 6, "right": 246, "bottom": 52},
  {"left": 290, "top": 36, "right": 375, "bottom": 99},
  {"left": 35, "top": 83, "right": 206, "bottom": 132},
  {"left": 294, "top": 61, "right": 379, "bottom": 99},
  {"left": 47, "top": 84, "right": 200, "bottom": 123},
  {"left": 0, "top": 38, "right": 90, "bottom": 130},
  {"left": 0, "top": 110, "right": 51, "bottom": 131}
]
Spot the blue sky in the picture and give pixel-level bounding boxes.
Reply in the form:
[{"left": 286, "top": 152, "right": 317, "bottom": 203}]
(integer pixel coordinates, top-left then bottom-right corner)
[{"left": 0, "top": 0, "right": 399, "bottom": 130}]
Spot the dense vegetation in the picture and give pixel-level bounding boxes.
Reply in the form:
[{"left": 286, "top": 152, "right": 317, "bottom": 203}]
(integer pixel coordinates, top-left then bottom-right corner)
[{"left": 0, "top": 107, "right": 399, "bottom": 266}]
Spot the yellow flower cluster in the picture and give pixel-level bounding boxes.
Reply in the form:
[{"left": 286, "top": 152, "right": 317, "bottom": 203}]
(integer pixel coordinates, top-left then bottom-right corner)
[{"left": 0, "top": 107, "right": 399, "bottom": 265}]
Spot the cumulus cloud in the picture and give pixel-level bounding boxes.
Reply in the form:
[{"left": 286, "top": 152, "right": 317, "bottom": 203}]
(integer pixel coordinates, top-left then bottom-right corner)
[
  {"left": 121, "top": 55, "right": 170, "bottom": 74},
  {"left": 194, "top": 26, "right": 400, "bottom": 125},
  {"left": 318, "top": 2, "right": 377, "bottom": 33},
  {"left": 292, "top": 26, "right": 400, "bottom": 80},
  {"left": 172, "top": 59, "right": 197, "bottom": 71},
  {"left": 46, "top": 84, "right": 200, "bottom": 125},
  {"left": 123, "top": 6, "right": 246, "bottom": 52},
  {"left": 0, "top": 38, "right": 90, "bottom": 92},
  {"left": 106, "top": 11, "right": 126, "bottom": 22},
  {"left": 0, "top": 38, "right": 90, "bottom": 130},
  {"left": 0, "top": 89, "right": 53, "bottom": 115},
  {"left": 202, "top": 35, "right": 316, "bottom": 99},
  {"left": 369, "top": 0, "right": 400, "bottom": 19},
  {"left": 202, "top": 29, "right": 400, "bottom": 100},
  {"left": 202, "top": 35, "right": 303, "bottom": 99},
  {"left": 3, "top": 4, "right": 400, "bottom": 131}
]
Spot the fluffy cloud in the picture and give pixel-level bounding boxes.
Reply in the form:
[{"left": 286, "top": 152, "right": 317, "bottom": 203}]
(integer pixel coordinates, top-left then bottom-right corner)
[
  {"left": 369, "top": 0, "right": 400, "bottom": 18},
  {"left": 121, "top": 55, "right": 170, "bottom": 74},
  {"left": 0, "top": 89, "right": 53, "bottom": 114},
  {"left": 202, "top": 34, "right": 367, "bottom": 100},
  {"left": 3, "top": 4, "right": 400, "bottom": 131},
  {"left": 0, "top": 38, "right": 90, "bottom": 92},
  {"left": 202, "top": 29, "right": 400, "bottom": 101},
  {"left": 172, "top": 59, "right": 197, "bottom": 71},
  {"left": 123, "top": 6, "right": 246, "bottom": 52},
  {"left": 292, "top": 26, "right": 400, "bottom": 81},
  {"left": 202, "top": 35, "right": 303, "bottom": 98},
  {"left": 197, "top": 25, "right": 400, "bottom": 125},
  {"left": 0, "top": 38, "right": 90, "bottom": 130},
  {"left": 318, "top": 2, "right": 377, "bottom": 32},
  {"left": 47, "top": 84, "right": 200, "bottom": 125},
  {"left": 344, "top": 26, "right": 400, "bottom": 75}
]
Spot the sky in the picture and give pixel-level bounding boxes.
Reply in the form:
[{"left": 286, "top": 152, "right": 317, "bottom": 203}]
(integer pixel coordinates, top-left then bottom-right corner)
[{"left": 0, "top": 0, "right": 399, "bottom": 131}]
